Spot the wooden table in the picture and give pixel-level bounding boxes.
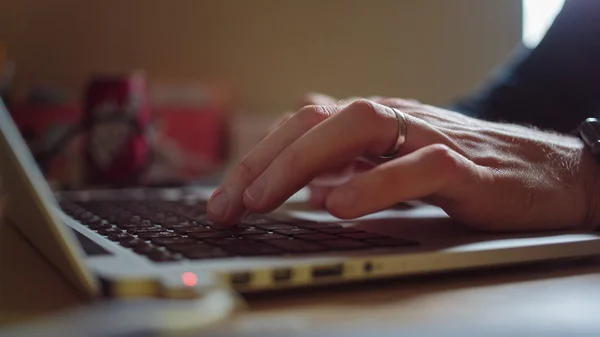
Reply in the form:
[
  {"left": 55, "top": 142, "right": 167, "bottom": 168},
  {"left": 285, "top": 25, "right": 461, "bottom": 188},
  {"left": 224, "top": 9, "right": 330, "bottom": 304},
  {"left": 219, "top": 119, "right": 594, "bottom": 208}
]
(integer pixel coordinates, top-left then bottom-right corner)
[{"left": 2, "top": 216, "right": 600, "bottom": 336}]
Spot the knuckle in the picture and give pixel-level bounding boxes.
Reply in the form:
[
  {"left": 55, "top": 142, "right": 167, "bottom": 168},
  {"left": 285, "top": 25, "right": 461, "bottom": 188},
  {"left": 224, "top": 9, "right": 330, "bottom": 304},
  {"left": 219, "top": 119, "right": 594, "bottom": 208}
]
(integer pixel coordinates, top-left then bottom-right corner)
[
  {"left": 233, "top": 159, "right": 255, "bottom": 184},
  {"left": 295, "top": 105, "right": 333, "bottom": 129},
  {"left": 428, "top": 144, "right": 465, "bottom": 173},
  {"left": 346, "top": 99, "right": 379, "bottom": 119}
]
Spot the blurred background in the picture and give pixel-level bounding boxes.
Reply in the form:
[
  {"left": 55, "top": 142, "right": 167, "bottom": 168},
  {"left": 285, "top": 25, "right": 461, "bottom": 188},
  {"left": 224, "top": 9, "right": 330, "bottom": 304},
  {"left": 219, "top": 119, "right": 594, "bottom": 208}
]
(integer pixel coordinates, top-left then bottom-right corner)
[{"left": 0, "top": 0, "right": 564, "bottom": 189}]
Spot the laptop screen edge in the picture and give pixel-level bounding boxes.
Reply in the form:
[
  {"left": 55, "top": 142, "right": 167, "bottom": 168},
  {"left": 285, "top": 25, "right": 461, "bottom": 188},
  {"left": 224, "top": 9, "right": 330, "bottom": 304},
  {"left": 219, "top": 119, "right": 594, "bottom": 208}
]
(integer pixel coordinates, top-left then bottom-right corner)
[{"left": 0, "top": 100, "right": 99, "bottom": 297}]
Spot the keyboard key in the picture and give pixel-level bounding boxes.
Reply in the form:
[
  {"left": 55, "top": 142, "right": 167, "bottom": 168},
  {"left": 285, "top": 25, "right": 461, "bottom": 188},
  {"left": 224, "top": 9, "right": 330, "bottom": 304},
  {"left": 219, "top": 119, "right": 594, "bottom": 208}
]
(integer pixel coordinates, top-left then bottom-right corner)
[
  {"left": 275, "top": 228, "right": 317, "bottom": 236},
  {"left": 364, "top": 238, "right": 419, "bottom": 247},
  {"left": 319, "top": 239, "right": 370, "bottom": 250},
  {"left": 268, "top": 239, "right": 325, "bottom": 253},
  {"left": 173, "top": 226, "right": 213, "bottom": 234},
  {"left": 115, "top": 222, "right": 158, "bottom": 229},
  {"left": 130, "top": 215, "right": 142, "bottom": 223},
  {"left": 317, "top": 227, "right": 363, "bottom": 234},
  {"left": 229, "top": 227, "right": 267, "bottom": 236},
  {"left": 88, "top": 222, "right": 111, "bottom": 230},
  {"left": 204, "top": 237, "right": 247, "bottom": 246},
  {"left": 182, "top": 248, "right": 230, "bottom": 259},
  {"left": 295, "top": 233, "right": 338, "bottom": 241},
  {"left": 133, "top": 244, "right": 155, "bottom": 254},
  {"left": 165, "top": 243, "right": 214, "bottom": 253},
  {"left": 138, "top": 232, "right": 178, "bottom": 240},
  {"left": 339, "top": 232, "right": 387, "bottom": 240},
  {"left": 244, "top": 233, "right": 287, "bottom": 240},
  {"left": 127, "top": 227, "right": 163, "bottom": 234},
  {"left": 147, "top": 250, "right": 180, "bottom": 262},
  {"left": 113, "top": 213, "right": 134, "bottom": 221},
  {"left": 240, "top": 216, "right": 276, "bottom": 226},
  {"left": 294, "top": 222, "right": 339, "bottom": 229},
  {"left": 107, "top": 232, "right": 134, "bottom": 241},
  {"left": 219, "top": 241, "right": 283, "bottom": 256},
  {"left": 160, "top": 216, "right": 181, "bottom": 225},
  {"left": 162, "top": 220, "right": 195, "bottom": 229},
  {"left": 147, "top": 213, "right": 167, "bottom": 223},
  {"left": 138, "top": 247, "right": 161, "bottom": 256},
  {"left": 78, "top": 212, "right": 94, "bottom": 220},
  {"left": 255, "top": 223, "right": 296, "bottom": 230},
  {"left": 151, "top": 237, "right": 196, "bottom": 246},
  {"left": 120, "top": 238, "right": 147, "bottom": 248},
  {"left": 97, "top": 227, "right": 122, "bottom": 235},
  {"left": 187, "top": 214, "right": 213, "bottom": 225},
  {"left": 86, "top": 215, "right": 103, "bottom": 224},
  {"left": 188, "top": 232, "right": 229, "bottom": 239}
]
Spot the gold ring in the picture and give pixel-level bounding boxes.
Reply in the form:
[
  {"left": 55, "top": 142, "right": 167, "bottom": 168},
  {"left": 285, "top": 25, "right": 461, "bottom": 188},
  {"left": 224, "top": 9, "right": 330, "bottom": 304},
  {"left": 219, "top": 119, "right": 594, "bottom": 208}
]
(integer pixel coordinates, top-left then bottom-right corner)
[{"left": 379, "top": 108, "right": 407, "bottom": 159}]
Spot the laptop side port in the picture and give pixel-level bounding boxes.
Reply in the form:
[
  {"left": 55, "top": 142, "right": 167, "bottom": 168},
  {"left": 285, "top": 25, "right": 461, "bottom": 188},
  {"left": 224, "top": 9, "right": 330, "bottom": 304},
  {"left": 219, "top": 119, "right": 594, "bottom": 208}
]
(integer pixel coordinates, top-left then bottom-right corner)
[
  {"left": 272, "top": 268, "right": 293, "bottom": 283},
  {"left": 230, "top": 272, "right": 252, "bottom": 286},
  {"left": 312, "top": 264, "right": 344, "bottom": 279}
]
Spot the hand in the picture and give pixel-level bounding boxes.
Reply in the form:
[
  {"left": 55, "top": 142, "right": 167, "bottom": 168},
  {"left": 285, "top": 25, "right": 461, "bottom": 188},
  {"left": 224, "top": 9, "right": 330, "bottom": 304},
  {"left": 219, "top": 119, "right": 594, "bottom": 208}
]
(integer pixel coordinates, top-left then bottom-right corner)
[
  {"left": 208, "top": 97, "right": 600, "bottom": 231},
  {"left": 270, "top": 93, "right": 386, "bottom": 208}
]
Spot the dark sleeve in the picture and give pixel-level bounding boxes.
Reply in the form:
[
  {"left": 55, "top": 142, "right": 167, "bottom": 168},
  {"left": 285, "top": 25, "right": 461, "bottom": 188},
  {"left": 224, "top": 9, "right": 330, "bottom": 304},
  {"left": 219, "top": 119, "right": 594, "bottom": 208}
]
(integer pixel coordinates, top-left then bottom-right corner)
[{"left": 452, "top": 0, "right": 600, "bottom": 133}]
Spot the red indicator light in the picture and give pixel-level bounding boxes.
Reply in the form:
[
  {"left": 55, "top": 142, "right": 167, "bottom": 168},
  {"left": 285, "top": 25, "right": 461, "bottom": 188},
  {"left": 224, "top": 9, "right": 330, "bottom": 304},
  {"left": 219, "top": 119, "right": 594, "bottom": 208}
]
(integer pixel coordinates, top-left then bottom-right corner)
[{"left": 182, "top": 272, "right": 198, "bottom": 287}]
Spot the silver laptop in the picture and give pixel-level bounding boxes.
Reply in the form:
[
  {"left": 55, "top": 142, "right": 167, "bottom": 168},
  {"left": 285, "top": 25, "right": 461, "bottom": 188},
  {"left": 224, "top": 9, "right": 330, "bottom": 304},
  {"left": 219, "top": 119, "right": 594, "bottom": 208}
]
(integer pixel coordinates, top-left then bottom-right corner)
[{"left": 2, "top": 99, "right": 600, "bottom": 300}]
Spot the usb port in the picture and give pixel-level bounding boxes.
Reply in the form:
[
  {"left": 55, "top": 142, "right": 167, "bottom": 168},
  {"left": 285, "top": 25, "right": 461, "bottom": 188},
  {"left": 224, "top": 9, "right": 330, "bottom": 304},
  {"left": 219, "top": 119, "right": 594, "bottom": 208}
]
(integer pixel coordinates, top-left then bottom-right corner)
[
  {"left": 230, "top": 272, "right": 252, "bottom": 285},
  {"left": 272, "top": 268, "right": 292, "bottom": 282},
  {"left": 312, "top": 264, "right": 344, "bottom": 279}
]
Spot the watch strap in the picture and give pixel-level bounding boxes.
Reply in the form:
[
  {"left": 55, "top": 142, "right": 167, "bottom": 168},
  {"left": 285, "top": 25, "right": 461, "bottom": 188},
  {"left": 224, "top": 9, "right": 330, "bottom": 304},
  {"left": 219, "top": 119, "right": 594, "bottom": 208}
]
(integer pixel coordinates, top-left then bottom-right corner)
[{"left": 577, "top": 118, "right": 600, "bottom": 156}]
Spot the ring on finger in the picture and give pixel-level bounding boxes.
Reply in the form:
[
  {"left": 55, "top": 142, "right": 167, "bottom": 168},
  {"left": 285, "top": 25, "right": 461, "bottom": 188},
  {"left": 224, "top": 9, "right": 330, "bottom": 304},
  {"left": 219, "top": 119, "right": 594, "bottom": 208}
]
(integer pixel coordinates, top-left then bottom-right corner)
[{"left": 379, "top": 108, "right": 407, "bottom": 159}]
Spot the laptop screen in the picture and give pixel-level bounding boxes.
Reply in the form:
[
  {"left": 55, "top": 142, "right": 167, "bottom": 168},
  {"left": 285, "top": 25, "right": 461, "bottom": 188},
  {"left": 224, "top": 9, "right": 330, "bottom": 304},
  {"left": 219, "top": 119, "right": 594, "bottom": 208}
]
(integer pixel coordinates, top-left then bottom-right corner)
[{"left": 0, "top": 99, "right": 99, "bottom": 296}]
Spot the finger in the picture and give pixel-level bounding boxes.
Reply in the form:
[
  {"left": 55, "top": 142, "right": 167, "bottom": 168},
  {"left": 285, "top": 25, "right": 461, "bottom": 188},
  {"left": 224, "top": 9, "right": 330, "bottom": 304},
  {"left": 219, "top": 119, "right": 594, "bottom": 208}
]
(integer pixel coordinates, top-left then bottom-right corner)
[
  {"left": 310, "top": 159, "right": 374, "bottom": 187},
  {"left": 243, "top": 100, "right": 445, "bottom": 213},
  {"left": 266, "top": 93, "right": 336, "bottom": 136},
  {"left": 267, "top": 93, "right": 338, "bottom": 134},
  {"left": 308, "top": 185, "right": 333, "bottom": 209},
  {"left": 308, "top": 160, "right": 374, "bottom": 208},
  {"left": 267, "top": 112, "right": 294, "bottom": 134},
  {"left": 325, "top": 144, "right": 475, "bottom": 219},
  {"left": 207, "top": 104, "right": 342, "bottom": 225}
]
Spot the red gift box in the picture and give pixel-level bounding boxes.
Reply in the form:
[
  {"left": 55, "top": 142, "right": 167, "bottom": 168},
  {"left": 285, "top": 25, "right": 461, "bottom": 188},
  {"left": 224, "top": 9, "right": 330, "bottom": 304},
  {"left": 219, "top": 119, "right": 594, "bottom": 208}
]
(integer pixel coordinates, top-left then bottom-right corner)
[{"left": 9, "top": 102, "right": 229, "bottom": 187}]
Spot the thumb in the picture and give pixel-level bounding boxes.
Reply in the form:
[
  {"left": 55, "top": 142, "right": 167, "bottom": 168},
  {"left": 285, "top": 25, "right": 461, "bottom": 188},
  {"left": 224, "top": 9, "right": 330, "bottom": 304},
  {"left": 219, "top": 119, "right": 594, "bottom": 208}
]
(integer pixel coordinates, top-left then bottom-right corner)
[{"left": 325, "top": 144, "right": 474, "bottom": 219}]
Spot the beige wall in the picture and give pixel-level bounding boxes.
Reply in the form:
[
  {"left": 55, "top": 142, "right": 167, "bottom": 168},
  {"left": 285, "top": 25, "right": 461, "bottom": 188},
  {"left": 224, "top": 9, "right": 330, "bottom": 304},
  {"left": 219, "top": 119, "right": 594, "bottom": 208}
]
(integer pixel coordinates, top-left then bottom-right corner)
[{"left": 2, "top": 0, "right": 522, "bottom": 114}]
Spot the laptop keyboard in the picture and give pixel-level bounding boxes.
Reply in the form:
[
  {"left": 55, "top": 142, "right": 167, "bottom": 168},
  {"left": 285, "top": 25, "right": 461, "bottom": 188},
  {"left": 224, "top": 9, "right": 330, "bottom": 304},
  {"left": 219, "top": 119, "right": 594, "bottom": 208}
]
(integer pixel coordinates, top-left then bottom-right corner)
[{"left": 60, "top": 200, "right": 418, "bottom": 263}]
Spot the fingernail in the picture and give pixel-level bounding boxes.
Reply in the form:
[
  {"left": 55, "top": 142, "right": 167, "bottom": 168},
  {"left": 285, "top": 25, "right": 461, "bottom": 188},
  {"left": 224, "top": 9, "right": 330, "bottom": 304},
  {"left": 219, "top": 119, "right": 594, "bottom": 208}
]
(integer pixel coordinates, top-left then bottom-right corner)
[
  {"left": 208, "top": 188, "right": 230, "bottom": 218},
  {"left": 245, "top": 177, "right": 266, "bottom": 203}
]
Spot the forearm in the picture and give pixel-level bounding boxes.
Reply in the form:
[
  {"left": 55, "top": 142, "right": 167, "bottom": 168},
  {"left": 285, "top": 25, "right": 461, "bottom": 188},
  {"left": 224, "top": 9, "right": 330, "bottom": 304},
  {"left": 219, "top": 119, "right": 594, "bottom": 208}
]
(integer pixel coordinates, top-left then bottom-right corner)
[{"left": 452, "top": 0, "right": 600, "bottom": 133}]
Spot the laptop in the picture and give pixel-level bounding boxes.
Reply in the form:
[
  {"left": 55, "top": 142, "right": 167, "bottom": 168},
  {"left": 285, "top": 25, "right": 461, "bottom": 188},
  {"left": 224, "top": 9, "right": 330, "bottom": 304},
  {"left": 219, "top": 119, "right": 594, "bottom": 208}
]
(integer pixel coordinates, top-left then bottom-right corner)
[{"left": 2, "top": 99, "right": 600, "bottom": 300}]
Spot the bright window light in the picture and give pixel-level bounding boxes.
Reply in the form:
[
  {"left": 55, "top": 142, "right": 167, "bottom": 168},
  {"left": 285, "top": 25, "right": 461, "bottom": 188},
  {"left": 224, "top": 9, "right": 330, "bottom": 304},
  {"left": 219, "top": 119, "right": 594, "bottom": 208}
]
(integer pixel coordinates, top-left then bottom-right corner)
[{"left": 522, "top": 0, "right": 565, "bottom": 48}]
